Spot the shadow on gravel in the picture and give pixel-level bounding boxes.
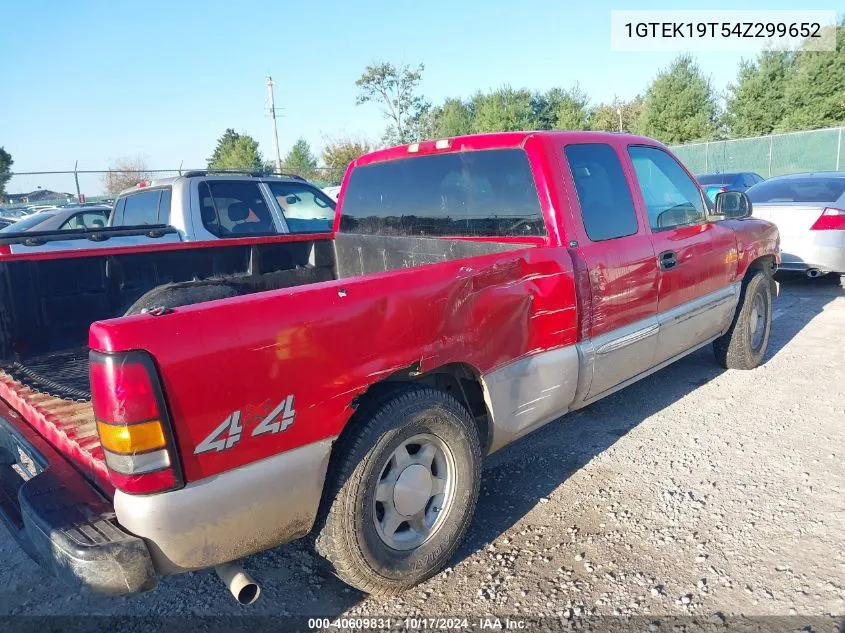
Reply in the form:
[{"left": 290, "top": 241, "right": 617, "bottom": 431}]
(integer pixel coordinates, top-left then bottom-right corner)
[{"left": 451, "top": 273, "right": 842, "bottom": 576}]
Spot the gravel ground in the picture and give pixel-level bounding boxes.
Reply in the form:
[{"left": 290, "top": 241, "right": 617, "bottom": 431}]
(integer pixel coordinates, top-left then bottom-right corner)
[{"left": 1, "top": 274, "right": 843, "bottom": 629}]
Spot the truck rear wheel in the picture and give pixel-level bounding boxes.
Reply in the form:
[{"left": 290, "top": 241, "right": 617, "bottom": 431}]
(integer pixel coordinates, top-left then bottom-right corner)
[
  {"left": 314, "top": 385, "right": 482, "bottom": 595},
  {"left": 713, "top": 270, "right": 772, "bottom": 370}
]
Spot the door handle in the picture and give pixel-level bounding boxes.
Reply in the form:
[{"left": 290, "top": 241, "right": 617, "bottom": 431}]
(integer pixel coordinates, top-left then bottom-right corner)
[{"left": 659, "top": 250, "right": 678, "bottom": 270}]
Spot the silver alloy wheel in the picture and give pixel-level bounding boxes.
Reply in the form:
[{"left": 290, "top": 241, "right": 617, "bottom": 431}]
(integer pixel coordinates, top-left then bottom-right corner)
[
  {"left": 372, "top": 433, "right": 455, "bottom": 551},
  {"left": 749, "top": 291, "right": 767, "bottom": 351}
]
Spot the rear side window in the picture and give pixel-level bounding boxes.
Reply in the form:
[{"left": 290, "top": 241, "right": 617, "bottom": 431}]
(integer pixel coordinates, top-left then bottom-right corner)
[
  {"left": 122, "top": 190, "right": 161, "bottom": 225},
  {"left": 747, "top": 177, "right": 845, "bottom": 204},
  {"left": 198, "top": 181, "right": 278, "bottom": 238},
  {"left": 117, "top": 188, "right": 172, "bottom": 225},
  {"left": 340, "top": 149, "right": 545, "bottom": 237},
  {"left": 564, "top": 144, "right": 638, "bottom": 241}
]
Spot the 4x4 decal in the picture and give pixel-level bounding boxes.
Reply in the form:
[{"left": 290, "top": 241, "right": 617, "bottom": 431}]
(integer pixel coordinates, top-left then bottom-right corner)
[{"left": 194, "top": 395, "right": 295, "bottom": 455}]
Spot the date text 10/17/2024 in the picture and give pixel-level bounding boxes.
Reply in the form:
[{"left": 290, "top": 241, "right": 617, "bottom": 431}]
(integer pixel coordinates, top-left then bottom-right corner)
[{"left": 307, "top": 617, "right": 528, "bottom": 630}]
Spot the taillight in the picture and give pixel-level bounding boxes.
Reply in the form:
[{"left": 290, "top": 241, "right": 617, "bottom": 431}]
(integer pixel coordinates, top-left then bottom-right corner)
[
  {"left": 810, "top": 207, "right": 845, "bottom": 231},
  {"left": 90, "top": 351, "right": 183, "bottom": 494},
  {"left": 0, "top": 245, "right": 11, "bottom": 256}
]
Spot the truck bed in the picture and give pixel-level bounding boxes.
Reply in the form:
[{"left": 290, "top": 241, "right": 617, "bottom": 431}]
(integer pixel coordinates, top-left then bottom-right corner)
[
  {"left": 0, "top": 233, "right": 529, "bottom": 494},
  {"left": 0, "top": 368, "right": 106, "bottom": 490}
]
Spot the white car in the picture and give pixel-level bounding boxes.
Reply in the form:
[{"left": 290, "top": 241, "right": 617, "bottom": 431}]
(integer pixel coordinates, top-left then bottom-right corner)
[
  {"left": 748, "top": 172, "right": 845, "bottom": 278},
  {"left": 322, "top": 185, "right": 341, "bottom": 201}
]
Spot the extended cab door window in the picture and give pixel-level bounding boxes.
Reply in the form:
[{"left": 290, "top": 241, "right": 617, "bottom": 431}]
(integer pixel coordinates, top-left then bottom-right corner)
[
  {"left": 564, "top": 144, "right": 638, "bottom": 241},
  {"left": 627, "top": 146, "right": 706, "bottom": 231}
]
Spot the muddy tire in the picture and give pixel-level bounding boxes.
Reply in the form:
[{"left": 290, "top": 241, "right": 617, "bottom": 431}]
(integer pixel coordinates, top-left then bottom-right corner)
[
  {"left": 713, "top": 270, "right": 772, "bottom": 370},
  {"left": 314, "top": 385, "right": 482, "bottom": 595}
]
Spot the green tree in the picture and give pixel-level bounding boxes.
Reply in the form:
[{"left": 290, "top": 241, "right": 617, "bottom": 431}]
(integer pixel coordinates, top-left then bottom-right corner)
[
  {"left": 355, "top": 62, "right": 430, "bottom": 145},
  {"left": 725, "top": 52, "right": 794, "bottom": 137},
  {"left": 431, "top": 98, "right": 474, "bottom": 137},
  {"left": 0, "top": 147, "right": 13, "bottom": 198},
  {"left": 472, "top": 87, "right": 536, "bottom": 133},
  {"left": 322, "top": 138, "right": 372, "bottom": 184},
  {"left": 535, "top": 86, "right": 591, "bottom": 130},
  {"left": 207, "top": 128, "right": 263, "bottom": 171},
  {"left": 283, "top": 138, "right": 317, "bottom": 178},
  {"left": 636, "top": 55, "right": 720, "bottom": 143},
  {"left": 590, "top": 96, "right": 645, "bottom": 133},
  {"left": 778, "top": 23, "right": 845, "bottom": 131}
]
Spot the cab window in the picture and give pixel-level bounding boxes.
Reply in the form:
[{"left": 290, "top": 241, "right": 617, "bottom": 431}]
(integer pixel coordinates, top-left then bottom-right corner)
[
  {"left": 628, "top": 146, "right": 706, "bottom": 231},
  {"left": 198, "top": 181, "right": 278, "bottom": 237}
]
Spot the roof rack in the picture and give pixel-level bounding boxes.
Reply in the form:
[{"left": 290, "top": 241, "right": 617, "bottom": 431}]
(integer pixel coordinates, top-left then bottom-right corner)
[{"left": 181, "top": 169, "right": 306, "bottom": 181}]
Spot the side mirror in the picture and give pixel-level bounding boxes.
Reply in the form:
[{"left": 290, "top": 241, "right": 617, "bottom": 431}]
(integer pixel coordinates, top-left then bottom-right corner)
[{"left": 714, "top": 191, "right": 752, "bottom": 219}]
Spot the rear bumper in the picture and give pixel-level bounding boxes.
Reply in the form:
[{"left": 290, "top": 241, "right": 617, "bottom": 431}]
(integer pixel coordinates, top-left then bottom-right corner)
[
  {"left": 0, "top": 410, "right": 156, "bottom": 595},
  {"left": 115, "top": 437, "right": 335, "bottom": 575},
  {"left": 778, "top": 233, "right": 845, "bottom": 274}
]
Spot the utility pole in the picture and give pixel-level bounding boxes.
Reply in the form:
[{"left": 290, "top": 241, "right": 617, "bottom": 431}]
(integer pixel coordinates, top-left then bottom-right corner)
[
  {"left": 266, "top": 76, "right": 283, "bottom": 174},
  {"left": 616, "top": 106, "right": 623, "bottom": 132},
  {"left": 73, "top": 160, "right": 82, "bottom": 203}
]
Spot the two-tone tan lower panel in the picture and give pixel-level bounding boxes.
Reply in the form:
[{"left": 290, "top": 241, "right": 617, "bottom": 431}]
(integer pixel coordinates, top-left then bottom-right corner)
[{"left": 115, "top": 437, "right": 334, "bottom": 575}]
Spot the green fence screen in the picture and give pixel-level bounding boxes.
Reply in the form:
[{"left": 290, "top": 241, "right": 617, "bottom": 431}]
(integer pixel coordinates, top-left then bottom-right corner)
[{"left": 671, "top": 126, "right": 844, "bottom": 178}]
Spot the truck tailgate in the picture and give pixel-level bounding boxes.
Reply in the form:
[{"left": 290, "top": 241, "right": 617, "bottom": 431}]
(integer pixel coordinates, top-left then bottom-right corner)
[{"left": 0, "top": 371, "right": 109, "bottom": 495}]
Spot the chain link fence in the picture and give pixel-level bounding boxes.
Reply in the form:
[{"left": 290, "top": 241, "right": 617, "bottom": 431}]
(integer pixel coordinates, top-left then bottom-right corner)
[
  {"left": 9, "top": 128, "right": 842, "bottom": 210},
  {"left": 670, "top": 126, "right": 845, "bottom": 178},
  {"left": 2, "top": 167, "right": 342, "bottom": 210}
]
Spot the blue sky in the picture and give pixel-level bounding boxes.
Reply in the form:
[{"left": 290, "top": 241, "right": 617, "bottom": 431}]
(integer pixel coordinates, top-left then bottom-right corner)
[{"left": 1, "top": 0, "right": 839, "bottom": 194}]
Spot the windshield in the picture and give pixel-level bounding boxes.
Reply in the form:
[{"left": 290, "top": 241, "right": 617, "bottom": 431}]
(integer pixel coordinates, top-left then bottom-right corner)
[
  {"left": 0, "top": 213, "right": 54, "bottom": 232},
  {"left": 747, "top": 177, "right": 845, "bottom": 204},
  {"left": 696, "top": 173, "right": 737, "bottom": 185},
  {"left": 266, "top": 183, "right": 335, "bottom": 233}
]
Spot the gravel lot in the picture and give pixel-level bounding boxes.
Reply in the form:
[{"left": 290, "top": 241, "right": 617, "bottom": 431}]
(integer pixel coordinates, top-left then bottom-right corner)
[{"left": 1, "top": 274, "right": 843, "bottom": 628}]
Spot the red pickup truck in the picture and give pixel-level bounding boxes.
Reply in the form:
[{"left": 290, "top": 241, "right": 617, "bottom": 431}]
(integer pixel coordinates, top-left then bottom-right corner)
[{"left": 0, "top": 132, "right": 778, "bottom": 603}]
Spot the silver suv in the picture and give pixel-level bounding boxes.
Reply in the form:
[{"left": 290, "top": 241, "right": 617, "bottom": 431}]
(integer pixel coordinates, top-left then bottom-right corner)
[{"left": 111, "top": 171, "right": 336, "bottom": 240}]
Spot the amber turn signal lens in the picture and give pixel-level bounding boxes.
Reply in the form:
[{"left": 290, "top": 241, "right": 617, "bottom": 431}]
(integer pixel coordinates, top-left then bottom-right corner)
[{"left": 97, "top": 420, "right": 167, "bottom": 455}]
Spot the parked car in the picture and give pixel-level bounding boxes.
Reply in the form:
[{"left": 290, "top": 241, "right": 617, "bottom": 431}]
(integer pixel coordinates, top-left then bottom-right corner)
[
  {"left": 0, "top": 132, "right": 779, "bottom": 604},
  {"left": 0, "top": 205, "right": 110, "bottom": 233},
  {"left": 0, "top": 174, "right": 335, "bottom": 256},
  {"left": 322, "top": 185, "right": 341, "bottom": 201},
  {"left": 747, "top": 172, "right": 845, "bottom": 277},
  {"left": 697, "top": 172, "right": 765, "bottom": 201},
  {"left": 111, "top": 172, "right": 336, "bottom": 238}
]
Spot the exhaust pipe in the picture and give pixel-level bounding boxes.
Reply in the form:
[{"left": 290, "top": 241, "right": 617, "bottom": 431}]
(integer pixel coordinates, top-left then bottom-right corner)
[
  {"left": 806, "top": 268, "right": 824, "bottom": 278},
  {"left": 215, "top": 562, "right": 261, "bottom": 604}
]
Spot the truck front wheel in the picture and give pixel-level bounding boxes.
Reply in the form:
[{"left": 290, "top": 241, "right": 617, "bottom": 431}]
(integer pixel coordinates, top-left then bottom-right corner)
[
  {"left": 314, "top": 385, "right": 482, "bottom": 595},
  {"left": 713, "top": 270, "right": 772, "bottom": 370}
]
